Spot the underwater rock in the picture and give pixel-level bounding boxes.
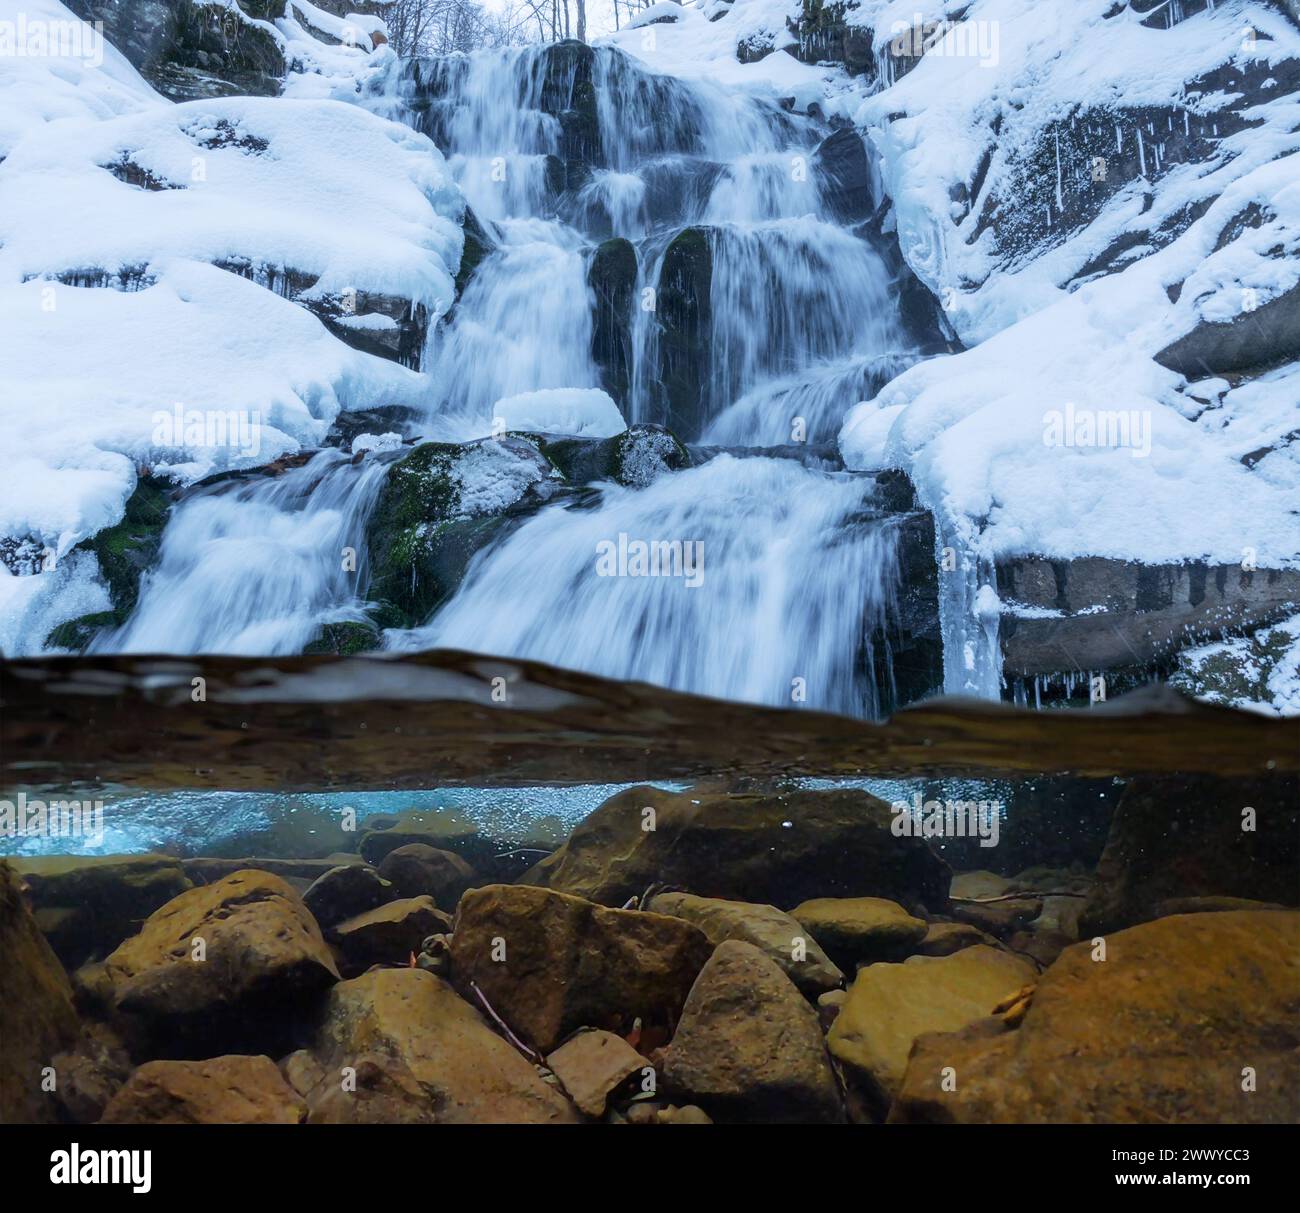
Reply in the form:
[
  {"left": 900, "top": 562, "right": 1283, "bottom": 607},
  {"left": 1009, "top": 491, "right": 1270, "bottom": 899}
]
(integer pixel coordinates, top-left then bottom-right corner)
[
  {"left": 48, "top": 1023, "right": 134, "bottom": 1125},
  {"left": 12, "top": 853, "right": 193, "bottom": 969},
  {"left": 103, "top": 870, "right": 339, "bottom": 1056},
  {"left": 547, "top": 1029, "right": 650, "bottom": 1119},
  {"left": 664, "top": 941, "right": 844, "bottom": 1125},
  {"left": 100, "top": 1055, "right": 306, "bottom": 1124},
  {"left": 302, "top": 864, "right": 395, "bottom": 929},
  {"left": 182, "top": 856, "right": 364, "bottom": 885},
  {"left": 328, "top": 896, "right": 449, "bottom": 977},
  {"left": 791, "top": 897, "right": 929, "bottom": 969},
  {"left": 358, "top": 808, "right": 489, "bottom": 868},
  {"left": 916, "top": 921, "right": 998, "bottom": 957},
  {"left": 648, "top": 891, "right": 843, "bottom": 998},
  {"left": 0, "top": 861, "right": 79, "bottom": 1123},
  {"left": 377, "top": 843, "right": 477, "bottom": 908},
  {"left": 521, "top": 785, "right": 951, "bottom": 913},
  {"left": 303, "top": 1053, "right": 438, "bottom": 1125},
  {"left": 312, "top": 968, "right": 580, "bottom": 1123},
  {"left": 623, "top": 1101, "right": 713, "bottom": 1125},
  {"left": 449, "top": 884, "right": 712, "bottom": 1054},
  {"left": 890, "top": 911, "right": 1300, "bottom": 1124},
  {"left": 828, "top": 945, "right": 1037, "bottom": 1117},
  {"left": 949, "top": 896, "right": 1044, "bottom": 941},
  {"left": 1080, "top": 774, "right": 1300, "bottom": 936}
]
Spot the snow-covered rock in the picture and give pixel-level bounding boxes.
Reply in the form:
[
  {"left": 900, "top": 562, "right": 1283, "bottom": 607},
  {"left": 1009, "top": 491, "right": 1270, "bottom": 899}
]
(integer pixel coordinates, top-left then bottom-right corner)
[{"left": 491, "top": 388, "right": 628, "bottom": 439}]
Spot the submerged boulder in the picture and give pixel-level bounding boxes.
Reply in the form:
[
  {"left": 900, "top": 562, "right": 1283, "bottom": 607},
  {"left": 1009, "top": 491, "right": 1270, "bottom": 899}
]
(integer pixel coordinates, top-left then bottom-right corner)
[
  {"left": 827, "top": 945, "right": 1037, "bottom": 1116},
  {"left": 100, "top": 1055, "right": 306, "bottom": 1124},
  {"left": 664, "top": 941, "right": 843, "bottom": 1124},
  {"left": 103, "top": 869, "right": 339, "bottom": 1055},
  {"left": 791, "top": 896, "right": 929, "bottom": 969},
  {"left": 329, "top": 896, "right": 448, "bottom": 977},
  {"left": 1080, "top": 774, "right": 1300, "bottom": 936},
  {"left": 377, "top": 843, "right": 477, "bottom": 908},
  {"left": 521, "top": 785, "right": 950, "bottom": 913},
  {"left": 547, "top": 1029, "right": 650, "bottom": 1118},
  {"left": 312, "top": 967, "right": 580, "bottom": 1123},
  {"left": 890, "top": 911, "right": 1300, "bottom": 1123},
  {"left": 449, "top": 884, "right": 712, "bottom": 1054},
  {"left": 0, "top": 862, "right": 79, "bottom": 1124},
  {"left": 649, "top": 891, "right": 843, "bottom": 997},
  {"left": 302, "top": 863, "right": 394, "bottom": 929},
  {"left": 11, "top": 853, "right": 192, "bottom": 968}
]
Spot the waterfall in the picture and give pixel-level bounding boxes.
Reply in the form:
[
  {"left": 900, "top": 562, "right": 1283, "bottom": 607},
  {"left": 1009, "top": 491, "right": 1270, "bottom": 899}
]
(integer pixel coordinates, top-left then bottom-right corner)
[
  {"left": 392, "top": 455, "right": 904, "bottom": 718},
  {"left": 80, "top": 43, "right": 944, "bottom": 718}
]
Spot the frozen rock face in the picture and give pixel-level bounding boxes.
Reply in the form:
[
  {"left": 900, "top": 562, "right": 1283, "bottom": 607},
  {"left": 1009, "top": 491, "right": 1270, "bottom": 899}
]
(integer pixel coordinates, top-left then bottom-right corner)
[{"left": 64, "top": 1, "right": 287, "bottom": 101}]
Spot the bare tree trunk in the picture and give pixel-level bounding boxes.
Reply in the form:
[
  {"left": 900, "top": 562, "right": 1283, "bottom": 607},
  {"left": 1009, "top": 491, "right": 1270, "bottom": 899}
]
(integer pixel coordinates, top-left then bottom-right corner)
[{"left": 576, "top": 0, "right": 585, "bottom": 43}]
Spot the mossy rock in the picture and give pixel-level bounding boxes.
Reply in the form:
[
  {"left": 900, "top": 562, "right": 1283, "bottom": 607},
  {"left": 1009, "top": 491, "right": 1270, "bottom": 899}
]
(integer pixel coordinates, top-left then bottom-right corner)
[
  {"left": 364, "top": 438, "right": 559, "bottom": 627},
  {"left": 44, "top": 610, "right": 120, "bottom": 653},
  {"left": 304, "top": 621, "right": 382, "bottom": 656},
  {"left": 86, "top": 477, "right": 171, "bottom": 617}
]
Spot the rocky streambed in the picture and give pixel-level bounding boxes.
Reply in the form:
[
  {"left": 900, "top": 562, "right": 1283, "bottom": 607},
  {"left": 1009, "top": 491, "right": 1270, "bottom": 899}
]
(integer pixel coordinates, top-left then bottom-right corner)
[{"left": 3, "top": 771, "right": 1297, "bottom": 1125}]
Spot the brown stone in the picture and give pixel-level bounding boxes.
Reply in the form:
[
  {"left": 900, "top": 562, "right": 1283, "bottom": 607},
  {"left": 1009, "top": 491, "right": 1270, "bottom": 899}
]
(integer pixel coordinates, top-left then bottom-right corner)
[
  {"left": 312, "top": 967, "right": 579, "bottom": 1123},
  {"left": 0, "top": 861, "right": 78, "bottom": 1123},
  {"left": 100, "top": 1055, "right": 306, "bottom": 1124},
  {"left": 548, "top": 1029, "right": 650, "bottom": 1118},
  {"left": 791, "top": 896, "right": 928, "bottom": 967},
  {"left": 827, "top": 945, "right": 1036, "bottom": 1114},
  {"left": 378, "top": 843, "right": 477, "bottom": 907},
  {"left": 329, "top": 895, "right": 448, "bottom": 976},
  {"left": 103, "top": 869, "right": 339, "bottom": 1054},
  {"left": 521, "top": 785, "right": 949, "bottom": 912},
  {"left": 49, "top": 1024, "right": 133, "bottom": 1124},
  {"left": 890, "top": 911, "right": 1300, "bottom": 1123},
  {"left": 305, "top": 1054, "right": 437, "bottom": 1124},
  {"left": 302, "top": 864, "right": 394, "bottom": 928},
  {"left": 664, "top": 941, "right": 843, "bottom": 1124},
  {"left": 450, "top": 884, "right": 712, "bottom": 1053},
  {"left": 917, "top": 921, "right": 997, "bottom": 956},
  {"left": 648, "top": 891, "right": 843, "bottom": 996}
]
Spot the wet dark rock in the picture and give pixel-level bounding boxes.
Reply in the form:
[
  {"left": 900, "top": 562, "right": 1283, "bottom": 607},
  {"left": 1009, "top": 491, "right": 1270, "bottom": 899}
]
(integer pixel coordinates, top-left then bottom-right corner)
[
  {"left": 538, "top": 423, "right": 691, "bottom": 488},
  {"left": 791, "top": 0, "right": 877, "bottom": 76},
  {"left": 664, "top": 940, "right": 844, "bottom": 1124},
  {"left": 66, "top": 1, "right": 286, "bottom": 101},
  {"left": 12, "top": 853, "right": 193, "bottom": 969},
  {"left": 323, "top": 405, "right": 420, "bottom": 450},
  {"left": 312, "top": 967, "right": 580, "bottom": 1122},
  {"left": 916, "top": 921, "right": 999, "bottom": 957},
  {"left": 377, "top": 843, "right": 477, "bottom": 908},
  {"left": 655, "top": 225, "right": 713, "bottom": 440},
  {"left": 588, "top": 237, "right": 638, "bottom": 408},
  {"left": 814, "top": 127, "right": 872, "bottom": 222},
  {"left": 302, "top": 863, "right": 394, "bottom": 929},
  {"left": 450, "top": 883, "right": 713, "bottom": 1054},
  {"left": 0, "top": 861, "right": 79, "bottom": 1123},
  {"left": 1156, "top": 279, "right": 1300, "bottom": 377},
  {"left": 101, "top": 1054, "right": 306, "bottom": 1124},
  {"left": 454, "top": 206, "right": 495, "bottom": 301},
  {"left": 890, "top": 911, "right": 1300, "bottom": 1124},
  {"left": 103, "top": 869, "right": 339, "bottom": 1057},
  {"left": 521, "top": 784, "right": 951, "bottom": 914},
  {"left": 1080, "top": 774, "right": 1300, "bottom": 936},
  {"left": 304, "top": 1053, "right": 437, "bottom": 1123},
  {"left": 302, "top": 289, "right": 429, "bottom": 368},
  {"left": 302, "top": 621, "right": 381, "bottom": 656},
  {"left": 997, "top": 555, "right": 1300, "bottom": 682}
]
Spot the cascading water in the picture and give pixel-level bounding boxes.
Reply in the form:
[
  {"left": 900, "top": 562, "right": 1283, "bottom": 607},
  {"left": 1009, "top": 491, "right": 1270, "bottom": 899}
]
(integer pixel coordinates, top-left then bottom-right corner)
[{"left": 90, "top": 42, "right": 938, "bottom": 716}]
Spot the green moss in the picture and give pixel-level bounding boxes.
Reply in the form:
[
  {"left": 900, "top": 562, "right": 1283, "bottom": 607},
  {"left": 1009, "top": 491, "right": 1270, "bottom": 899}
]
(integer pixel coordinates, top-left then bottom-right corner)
[
  {"left": 79, "top": 477, "right": 172, "bottom": 621},
  {"left": 44, "top": 611, "right": 120, "bottom": 653},
  {"left": 303, "top": 621, "right": 381, "bottom": 656}
]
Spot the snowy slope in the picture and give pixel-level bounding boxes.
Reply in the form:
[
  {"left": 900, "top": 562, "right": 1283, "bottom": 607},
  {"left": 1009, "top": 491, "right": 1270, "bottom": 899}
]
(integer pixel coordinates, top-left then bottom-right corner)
[{"left": 0, "top": 0, "right": 463, "bottom": 652}]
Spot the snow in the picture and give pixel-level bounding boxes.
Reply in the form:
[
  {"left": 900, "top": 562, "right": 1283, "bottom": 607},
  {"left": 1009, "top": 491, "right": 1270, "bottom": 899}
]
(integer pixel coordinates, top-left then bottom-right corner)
[
  {"left": 490, "top": 388, "right": 628, "bottom": 439},
  {"left": 1172, "top": 614, "right": 1300, "bottom": 717},
  {"left": 0, "top": 0, "right": 464, "bottom": 568},
  {"left": 841, "top": 0, "right": 1300, "bottom": 573}
]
